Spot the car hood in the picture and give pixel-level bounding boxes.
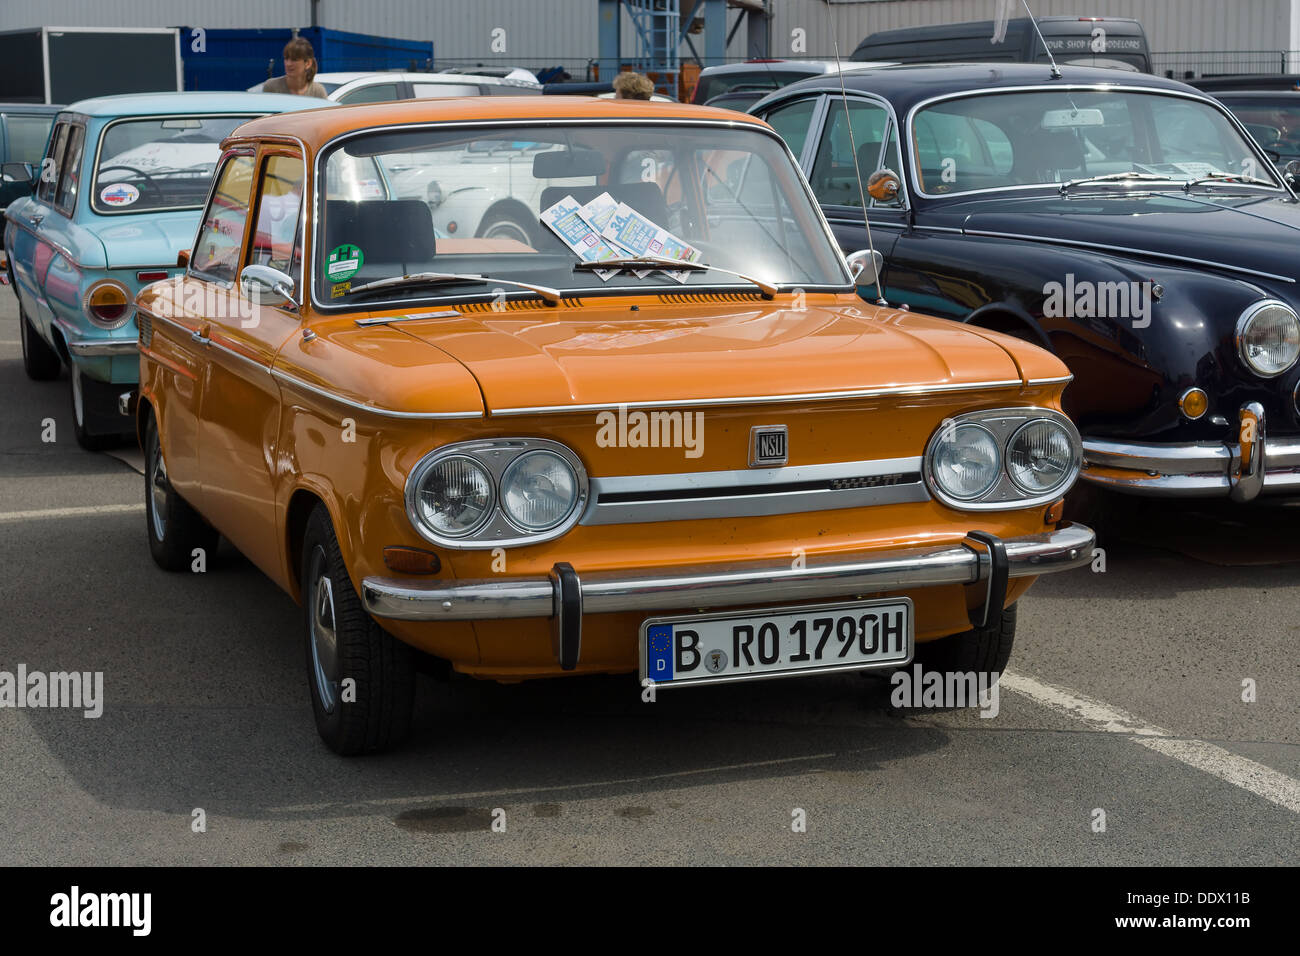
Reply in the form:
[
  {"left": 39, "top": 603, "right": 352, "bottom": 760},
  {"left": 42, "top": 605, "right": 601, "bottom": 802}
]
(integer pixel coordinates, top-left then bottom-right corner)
[
  {"left": 390, "top": 298, "right": 1060, "bottom": 412},
  {"left": 928, "top": 190, "right": 1300, "bottom": 284},
  {"left": 82, "top": 211, "right": 199, "bottom": 269}
]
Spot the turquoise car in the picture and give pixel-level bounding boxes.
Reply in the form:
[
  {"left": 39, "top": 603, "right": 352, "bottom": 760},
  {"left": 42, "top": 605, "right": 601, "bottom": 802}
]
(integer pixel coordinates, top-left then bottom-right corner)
[{"left": 3, "top": 92, "right": 321, "bottom": 450}]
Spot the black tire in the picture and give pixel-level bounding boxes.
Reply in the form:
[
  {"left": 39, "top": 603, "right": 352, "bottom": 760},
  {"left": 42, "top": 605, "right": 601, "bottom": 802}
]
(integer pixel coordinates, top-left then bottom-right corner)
[
  {"left": 301, "top": 503, "right": 415, "bottom": 755},
  {"left": 913, "top": 603, "right": 1017, "bottom": 678},
  {"left": 70, "top": 364, "right": 121, "bottom": 452},
  {"left": 19, "top": 303, "right": 61, "bottom": 381},
  {"left": 477, "top": 207, "right": 540, "bottom": 247},
  {"left": 144, "top": 414, "right": 218, "bottom": 572}
]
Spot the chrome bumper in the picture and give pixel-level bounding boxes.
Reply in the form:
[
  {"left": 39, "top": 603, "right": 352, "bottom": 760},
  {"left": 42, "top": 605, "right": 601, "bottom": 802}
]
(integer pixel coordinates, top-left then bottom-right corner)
[
  {"left": 1083, "top": 403, "right": 1300, "bottom": 500},
  {"left": 361, "top": 522, "right": 1095, "bottom": 624},
  {"left": 67, "top": 338, "right": 139, "bottom": 358}
]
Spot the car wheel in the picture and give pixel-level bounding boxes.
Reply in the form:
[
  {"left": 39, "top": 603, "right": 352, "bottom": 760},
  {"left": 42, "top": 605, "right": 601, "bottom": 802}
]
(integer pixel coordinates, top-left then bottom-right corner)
[
  {"left": 301, "top": 503, "right": 415, "bottom": 755},
  {"left": 19, "top": 304, "right": 61, "bottom": 381},
  {"left": 144, "top": 414, "right": 218, "bottom": 572},
  {"left": 70, "top": 364, "right": 121, "bottom": 452},
  {"left": 913, "top": 603, "right": 1016, "bottom": 678},
  {"left": 478, "top": 208, "right": 540, "bottom": 247}
]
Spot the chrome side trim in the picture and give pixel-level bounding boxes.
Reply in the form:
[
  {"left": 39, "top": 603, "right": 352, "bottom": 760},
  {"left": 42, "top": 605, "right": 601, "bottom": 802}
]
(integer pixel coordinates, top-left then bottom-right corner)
[
  {"left": 581, "top": 456, "right": 927, "bottom": 525},
  {"left": 269, "top": 367, "right": 484, "bottom": 420},
  {"left": 961, "top": 229, "right": 1296, "bottom": 285},
  {"left": 490, "top": 379, "right": 1024, "bottom": 416},
  {"left": 1026, "top": 374, "right": 1073, "bottom": 386},
  {"left": 360, "top": 522, "right": 1095, "bottom": 622},
  {"left": 66, "top": 338, "right": 138, "bottom": 357}
]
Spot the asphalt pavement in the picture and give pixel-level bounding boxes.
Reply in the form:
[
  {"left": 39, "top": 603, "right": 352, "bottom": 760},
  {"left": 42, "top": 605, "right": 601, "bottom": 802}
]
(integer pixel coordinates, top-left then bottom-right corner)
[{"left": 0, "top": 286, "right": 1296, "bottom": 865}]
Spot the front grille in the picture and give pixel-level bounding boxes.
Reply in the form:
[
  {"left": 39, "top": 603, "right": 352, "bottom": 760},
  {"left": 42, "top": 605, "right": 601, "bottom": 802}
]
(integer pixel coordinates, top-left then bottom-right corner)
[{"left": 137, "top": 311, "right": 153, "bottom": 349}]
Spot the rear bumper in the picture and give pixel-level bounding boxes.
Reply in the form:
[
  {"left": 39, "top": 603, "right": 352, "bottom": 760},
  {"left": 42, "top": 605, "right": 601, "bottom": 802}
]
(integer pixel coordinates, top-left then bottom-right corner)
[
  {"left": 361, "top": 522, "right": 1095, "bottom": 624},
  {"left": 1082, "top": 403, "right": 1300, "bottom": 500}
]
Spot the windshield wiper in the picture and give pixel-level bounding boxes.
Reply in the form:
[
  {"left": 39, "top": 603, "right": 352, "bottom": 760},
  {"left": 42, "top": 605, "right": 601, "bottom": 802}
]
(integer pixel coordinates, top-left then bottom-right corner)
[
  {"left": 347, "top": 272, "right": 561, "bottom": 305},
  {"left": 1059, "top": 172, "right": 1179, "bottom": 194},
  {"left": 574, "top": 257, "right": 777, "bottom": 299},
  {"left": 1183, "top": 173, "right": 1276, "bottom": 190}
]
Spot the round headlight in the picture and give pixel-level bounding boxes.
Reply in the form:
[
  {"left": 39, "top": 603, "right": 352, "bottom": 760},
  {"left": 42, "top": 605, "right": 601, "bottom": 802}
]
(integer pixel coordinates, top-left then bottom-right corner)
[
  {"left": 500, "top": 450, "right": 579, "bottom": 532},
  {"left": 1007, "top": 419, "right": 1076, "bottom": 494},
  {"left": 1237, "top": 300, "right": 1300, "bottom": 377},
  {"left": 931, "top": 423, "right": 1001, "bottom": 501},
  {"left": 413, "top": 455, "right": 494, "bottom": 537}
]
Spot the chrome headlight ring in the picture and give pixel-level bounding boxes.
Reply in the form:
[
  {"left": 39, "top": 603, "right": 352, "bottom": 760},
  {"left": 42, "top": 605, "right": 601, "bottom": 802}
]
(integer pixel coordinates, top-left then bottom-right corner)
[
  {"left": 404, "top": 438, "right": 589, "bottom": 549},
  {"left": 1236, "top": 299, "right": 1300, "bottom": 378},
  {"left": 923, "top": 407, "right": 1082, "bottom": 512}
]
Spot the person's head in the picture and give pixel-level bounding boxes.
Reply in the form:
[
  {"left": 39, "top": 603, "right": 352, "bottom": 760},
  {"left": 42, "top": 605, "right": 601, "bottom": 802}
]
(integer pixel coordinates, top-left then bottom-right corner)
[
  {"left": 612, "top": 72, "right": 654, "bottom": 100},
  {"left": 283, "top": 37, "right": 317, "bottom": 87}
]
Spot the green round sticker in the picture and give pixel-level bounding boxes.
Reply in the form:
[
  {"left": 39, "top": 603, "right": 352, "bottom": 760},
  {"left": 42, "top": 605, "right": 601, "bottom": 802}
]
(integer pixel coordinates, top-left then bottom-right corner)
[{"left": 327, "top": 243, "right": 364, "bottom": 282}]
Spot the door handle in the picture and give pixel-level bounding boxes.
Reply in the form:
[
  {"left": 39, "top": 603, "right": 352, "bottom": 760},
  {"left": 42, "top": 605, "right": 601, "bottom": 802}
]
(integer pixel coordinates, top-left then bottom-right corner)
[
  {"left": 191, "top": 329, "right": 210, "bottom": 346},
  {"left": 27, "top": 214, "right": 43, "bottom": 226}
]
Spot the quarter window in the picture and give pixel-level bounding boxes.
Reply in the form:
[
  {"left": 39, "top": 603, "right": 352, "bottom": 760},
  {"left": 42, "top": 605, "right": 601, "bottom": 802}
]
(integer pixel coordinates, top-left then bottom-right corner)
[
  {"left": 36, "top": 122, "right": 68, "bottom": 204},
  {"left": 809, "top": 99, "right": 891, "bottom": 207},
  {"left": 190, "top": 154, "right": 255, "bottom": 284},
  {"left": 248, "top": 153, "right": 305, "bottom": 279},
  {"left": 54, "top": 125, "right": 85, "bottom": 213},
  {"left": 762, "top": 98, "right": 818, "bottom": 163}
]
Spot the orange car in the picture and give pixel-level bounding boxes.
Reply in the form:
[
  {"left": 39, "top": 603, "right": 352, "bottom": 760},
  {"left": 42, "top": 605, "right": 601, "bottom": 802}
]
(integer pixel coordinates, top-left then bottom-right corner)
[{"left": 132, "top": 97, "right": 1094, "bottom": 754}]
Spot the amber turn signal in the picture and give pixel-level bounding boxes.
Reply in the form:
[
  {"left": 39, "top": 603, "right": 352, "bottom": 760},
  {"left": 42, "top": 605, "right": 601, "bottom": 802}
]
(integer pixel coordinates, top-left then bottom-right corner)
[
  {"left": 1179, "top": 387, "right": 1209, "bottom": 421},
  {"left": 1044, "top": 498, "right": 1065, "bottom": 525},
  {"left": 382, "top": 546, "right": 442, "bottom": 575}
]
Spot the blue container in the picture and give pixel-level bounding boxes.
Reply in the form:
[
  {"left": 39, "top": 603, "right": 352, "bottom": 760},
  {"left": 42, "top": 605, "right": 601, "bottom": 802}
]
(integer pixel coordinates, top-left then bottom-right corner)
[{"left": 180, "top": 27, "right": 434, "bottom": 91}]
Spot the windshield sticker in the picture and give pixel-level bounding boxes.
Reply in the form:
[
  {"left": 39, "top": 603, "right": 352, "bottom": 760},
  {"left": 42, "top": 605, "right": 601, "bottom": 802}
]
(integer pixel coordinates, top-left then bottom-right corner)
[
  {"left": 540, "top": 195, "right": 621, "bottom": 280},
  {"left": 326, "top": 244, "right": 364, "bottom": 282},
  {"left": 330, "top": 281, "right": 351, "bottom": 299},
  {"left": 100, "top": 183, "right": 140, "bottom": 207}
]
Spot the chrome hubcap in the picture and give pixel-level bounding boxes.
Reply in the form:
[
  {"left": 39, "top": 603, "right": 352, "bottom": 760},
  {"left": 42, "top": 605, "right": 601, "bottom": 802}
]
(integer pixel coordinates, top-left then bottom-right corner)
[
  {"left": 484, "top": 219, "right": 530, "bottom": 244},
  {"left": 148, "top": 432, "right": 168, "bottom": 540},
  {"left": 307, "top": 547, "right": 340, "bottom": 713}
]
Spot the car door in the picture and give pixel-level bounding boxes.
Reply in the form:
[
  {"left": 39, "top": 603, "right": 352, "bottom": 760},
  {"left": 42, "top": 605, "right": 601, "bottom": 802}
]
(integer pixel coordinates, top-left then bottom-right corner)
[
  {"left": 196, "top": 146, "right": 306, "bottom": 579},
  {"left": 156, "top": 149, "right": 256, "bottom": 507},
  {"left": 7, "top": 118, "right": 69, "bottom": 328}
]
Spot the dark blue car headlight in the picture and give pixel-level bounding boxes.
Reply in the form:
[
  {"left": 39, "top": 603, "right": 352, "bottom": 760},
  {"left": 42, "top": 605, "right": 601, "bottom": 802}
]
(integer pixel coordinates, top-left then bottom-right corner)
[{"left": 1236, "top": 300, "right": 1300, "bottom": 377}]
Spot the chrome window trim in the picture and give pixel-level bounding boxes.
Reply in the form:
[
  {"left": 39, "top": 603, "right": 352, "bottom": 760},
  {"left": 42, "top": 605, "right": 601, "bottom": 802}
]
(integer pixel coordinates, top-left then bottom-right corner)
[
  {"left": 923, "top": 406, "right": 1082, "bottom": 512},
  {"left": 581, "top": 456, "right": 928, "bottom": 526},
  {"left": 490, "top": 378, "right": 1024, "bottom": 416},
  {"left": 405, "top": 438, "right": 589, "bottom": 549},
  {"left": 268, "top": 367, "right": 483, "bottom": 420},
  {"left": 903, "top": 83, "right": 1290, "bottom": 202},
  {"left": 307, "top": 116, "right": 856, "bottom": 313},
  {"left": 90, "top": 113, "right": 269, "bottom": 217}
]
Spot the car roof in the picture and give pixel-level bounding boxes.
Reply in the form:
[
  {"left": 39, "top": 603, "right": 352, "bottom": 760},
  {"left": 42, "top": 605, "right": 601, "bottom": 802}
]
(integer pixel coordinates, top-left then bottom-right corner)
[
  {"left": 228, "top": 95, "right": 766, "bottom": 148},
  {"left": 62, "top": 91, "right": 323, "bottom": 117},
  {"left": 758, "top": 62, "right": 1202, "bottom": 114},
  {"left": 0, "top": 102, "right": 64, "bottom": 113},
  {"left": 1212, "top": 90, "right": 1300, "bottom": 99}
]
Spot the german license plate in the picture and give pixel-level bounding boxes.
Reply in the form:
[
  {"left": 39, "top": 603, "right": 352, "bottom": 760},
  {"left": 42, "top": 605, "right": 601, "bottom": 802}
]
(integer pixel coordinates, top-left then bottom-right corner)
[{"left": 640, "top": 597, "right": 913, "bottom": 687}]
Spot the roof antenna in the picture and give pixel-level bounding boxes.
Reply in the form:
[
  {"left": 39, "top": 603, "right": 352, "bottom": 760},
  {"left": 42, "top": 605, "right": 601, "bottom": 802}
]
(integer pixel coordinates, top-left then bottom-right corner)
[
  {"left": 1007, "top": 0, "right": 1062, "bottom": 79},
  {"left": 831, "top": 35, "right": 886, "bottom": 306}
]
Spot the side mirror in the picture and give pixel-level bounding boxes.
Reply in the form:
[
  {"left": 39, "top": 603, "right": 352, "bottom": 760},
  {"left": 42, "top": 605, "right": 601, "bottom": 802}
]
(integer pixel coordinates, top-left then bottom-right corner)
[
  {"left": 176, "top": 248, "right": 191, "bottom": 268},
  {"left": 867, "top": 169, "right": 901, "bottom": 203},
  {"left": 239, "top": 264, "right": 297, "bottom": 309},
  {"left": 2, "top": 162, "right": 35, "bottom": 186},
  {"left": 847, "top": 248, "right": 884, "bottom": 287}
]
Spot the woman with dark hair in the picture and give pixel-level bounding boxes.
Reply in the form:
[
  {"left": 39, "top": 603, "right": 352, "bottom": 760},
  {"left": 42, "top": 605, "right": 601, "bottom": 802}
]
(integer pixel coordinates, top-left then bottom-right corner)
[{"left": 263, "top": 36, "right": 328, "bottom": 98}]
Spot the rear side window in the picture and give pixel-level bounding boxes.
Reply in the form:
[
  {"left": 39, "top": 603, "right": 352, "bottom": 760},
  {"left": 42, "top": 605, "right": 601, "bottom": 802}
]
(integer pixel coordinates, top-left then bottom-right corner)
[
  {"left": 37, "top": 122, "right": 69, "bottom": 203},
  {"left": 54, "top": 125, "right": 85, "bottom": 214},
  {"left": 337, "top": 83, "right": 402, "bottom": 105},
  {"left": 191, "top": 154, "right": 255, "bottom": 284}
]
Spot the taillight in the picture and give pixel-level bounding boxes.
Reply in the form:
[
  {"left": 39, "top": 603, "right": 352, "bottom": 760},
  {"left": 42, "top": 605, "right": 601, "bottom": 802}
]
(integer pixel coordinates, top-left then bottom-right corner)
[{"left": 83, "top": 279, "right": 133, "bottom": 330}]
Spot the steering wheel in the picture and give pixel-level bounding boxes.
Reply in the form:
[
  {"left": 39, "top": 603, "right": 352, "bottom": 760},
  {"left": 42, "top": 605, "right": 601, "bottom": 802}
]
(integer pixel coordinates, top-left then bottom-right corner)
[{"left": 96, "top": 164, "right": 162, "bottom": 203}]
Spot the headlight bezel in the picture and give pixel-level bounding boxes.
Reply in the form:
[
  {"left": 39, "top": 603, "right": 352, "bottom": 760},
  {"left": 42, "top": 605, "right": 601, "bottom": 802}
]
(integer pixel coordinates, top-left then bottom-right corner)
[
  {"left": 1236, "top": 299, "right": 1300, "bottom": 378},
  {"left": 404, "top": 438, "right": 588, "bottom": 549},
  {"left": 923, "top": 407, "right": 1082, "bottom": 511}
]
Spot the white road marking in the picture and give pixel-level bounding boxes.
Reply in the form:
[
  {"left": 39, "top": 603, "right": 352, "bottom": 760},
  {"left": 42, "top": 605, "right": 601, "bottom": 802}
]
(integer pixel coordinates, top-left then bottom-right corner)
[
  {"left": 0, "top": 503, "right": 144, "bottom": 523},
  {"left": 1002, "top": 670, "right": 1300, "bottom": 815},
  {"left": 0, "top": 340, "right": 20, "bottom": 346}
]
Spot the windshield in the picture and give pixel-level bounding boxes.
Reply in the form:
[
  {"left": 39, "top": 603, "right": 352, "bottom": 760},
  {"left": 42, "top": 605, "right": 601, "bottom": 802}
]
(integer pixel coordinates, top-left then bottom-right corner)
[
  {"left": 92, "top": 116, "right": 252, "bottom": 214},
  {"left": 912, "top": 90, "right": 1280, "bottom": 195},
  {"left": 315, "top": 122, "right": 848, "bottom": 306}
]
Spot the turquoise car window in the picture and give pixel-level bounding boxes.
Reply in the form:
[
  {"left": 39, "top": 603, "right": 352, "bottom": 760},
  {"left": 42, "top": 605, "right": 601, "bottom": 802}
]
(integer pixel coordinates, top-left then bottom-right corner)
[
  {"left": 54, "top": 125, "right": 85, "bottom": 215},
  {"left": 249, "top": 153, "right": 306, "bottom": 280},
  {"left": 37, "top": 122, "right": 68, "bottom": 204},
  {"left": 191, "top": 154, "right": 255, "bottom": 285},
  {"left": 92, "top": 116, "right": 249, "bottom": 215}
]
